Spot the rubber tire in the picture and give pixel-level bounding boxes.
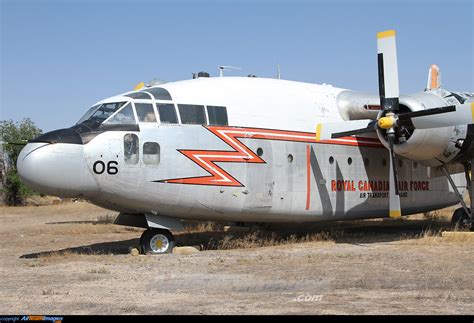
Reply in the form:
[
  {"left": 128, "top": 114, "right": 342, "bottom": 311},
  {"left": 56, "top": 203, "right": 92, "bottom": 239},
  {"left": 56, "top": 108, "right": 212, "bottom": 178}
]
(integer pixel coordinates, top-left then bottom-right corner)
[
  {"left": 451, "top": 207, "right": 470, "bottom": 226},
  {"left": 140, "top": 228, "right": 175, "bottom": 255}
]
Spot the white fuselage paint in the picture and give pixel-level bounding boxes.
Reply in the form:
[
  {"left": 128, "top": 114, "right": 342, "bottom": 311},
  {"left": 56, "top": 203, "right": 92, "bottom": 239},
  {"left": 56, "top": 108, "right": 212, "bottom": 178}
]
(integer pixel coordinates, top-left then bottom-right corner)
[{"left": 77, "top": 77, "right": 464, "bottom": 222}]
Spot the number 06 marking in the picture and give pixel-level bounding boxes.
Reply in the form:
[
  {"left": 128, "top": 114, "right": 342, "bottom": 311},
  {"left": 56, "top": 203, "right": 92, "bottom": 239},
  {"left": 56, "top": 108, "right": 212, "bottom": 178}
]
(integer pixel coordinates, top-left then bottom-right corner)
[{"left": 93, "top": 161, "right": 119, "bottom": 175}]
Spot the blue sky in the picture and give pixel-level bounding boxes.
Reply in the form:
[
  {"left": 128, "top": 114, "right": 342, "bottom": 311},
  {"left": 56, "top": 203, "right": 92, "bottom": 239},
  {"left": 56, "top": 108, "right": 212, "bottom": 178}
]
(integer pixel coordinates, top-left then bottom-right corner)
[{"left": 1, "top": 0, "right": 472, "bottom": 132}]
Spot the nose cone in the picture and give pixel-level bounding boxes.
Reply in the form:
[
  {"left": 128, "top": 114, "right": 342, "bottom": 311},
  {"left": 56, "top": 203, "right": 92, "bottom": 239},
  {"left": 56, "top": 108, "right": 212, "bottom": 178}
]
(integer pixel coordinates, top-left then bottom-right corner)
[{"left": 17, "top": 143, "right": 99, "bottom": 197}]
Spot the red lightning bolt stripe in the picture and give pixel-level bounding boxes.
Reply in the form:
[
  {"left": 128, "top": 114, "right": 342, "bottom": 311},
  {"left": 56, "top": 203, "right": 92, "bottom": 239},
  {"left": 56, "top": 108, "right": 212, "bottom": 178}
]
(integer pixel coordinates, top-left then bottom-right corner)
[{"left": 158, "top": 126, "right": 383, "bottom": 187}]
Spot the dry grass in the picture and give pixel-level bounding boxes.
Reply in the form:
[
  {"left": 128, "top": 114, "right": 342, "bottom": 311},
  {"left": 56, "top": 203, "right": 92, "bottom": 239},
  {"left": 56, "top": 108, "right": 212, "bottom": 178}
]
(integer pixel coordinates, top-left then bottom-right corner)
[
  {"left": 206, "top": 230, "right": 335, "bottom": 250},
  {"left": 44, "top": 224, "right": 127, "bottom": 235},
  {"left": 400, "top": 226, "right": 474, "bottom": 246},
  {"left": 88, "top": 267, "right": 110, "bottom": 274},
  {"left": 3, "top": 201, "right": 473, "bottom": 314},
  {"left": 182, "top": 221, "right": 224, "bottom": 233},
  {"left": 95, "top": 214, "right": 116, "bottom": 224},
  {"left": 0, "top": 200, "right": 104, "bottom": 217},
  {"left": 34, "top": 250, "right": 84, "bottom": 264},
  {"left": 41, "top": 288, "right": 59, "bottom": 296},
  {"left": 422, "top": 210, "right": 445, "bottom": 221}
]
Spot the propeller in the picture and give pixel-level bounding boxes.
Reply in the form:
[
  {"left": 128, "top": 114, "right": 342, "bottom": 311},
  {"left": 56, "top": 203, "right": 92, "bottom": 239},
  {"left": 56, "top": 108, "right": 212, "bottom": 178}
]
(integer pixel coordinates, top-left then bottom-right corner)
[
  {"left": 377, "top": 30, "right": 402, "bottom": 218},
  {"left": 316, "top": 30, "right": 474, "bottom": 218}
]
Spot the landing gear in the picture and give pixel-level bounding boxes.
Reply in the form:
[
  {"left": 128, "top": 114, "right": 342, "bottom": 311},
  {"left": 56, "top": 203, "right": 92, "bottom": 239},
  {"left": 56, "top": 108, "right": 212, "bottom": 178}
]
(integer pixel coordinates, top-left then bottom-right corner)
[
  {"left": 442, "top": 161, "right": 474, "bottom": 231},
  {"left": 451, "top": 207, "right": 471, "bottom": 228},
  {"left": 140, "top": 228, "right": 176, "bottom": 254}
]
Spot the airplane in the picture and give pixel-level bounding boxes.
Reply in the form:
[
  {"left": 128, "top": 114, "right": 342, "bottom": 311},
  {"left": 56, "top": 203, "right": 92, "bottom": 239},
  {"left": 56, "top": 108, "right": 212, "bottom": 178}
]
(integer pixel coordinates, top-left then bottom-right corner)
[{"left": 16, "top": 30, "right": 474, "bottom": 254}]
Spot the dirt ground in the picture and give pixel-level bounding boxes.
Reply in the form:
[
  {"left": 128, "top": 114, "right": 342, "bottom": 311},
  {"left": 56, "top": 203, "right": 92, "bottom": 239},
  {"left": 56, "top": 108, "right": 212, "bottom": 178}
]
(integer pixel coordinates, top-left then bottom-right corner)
[{"left": 0, "top": 201, "right": 473, "bottom": 315}]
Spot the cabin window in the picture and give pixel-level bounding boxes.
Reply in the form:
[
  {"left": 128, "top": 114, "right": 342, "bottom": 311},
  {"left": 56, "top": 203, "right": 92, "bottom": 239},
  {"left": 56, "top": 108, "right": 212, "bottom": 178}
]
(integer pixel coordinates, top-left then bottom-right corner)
[
  {"left": 157, "top": 103, "right": 178, "bottom": 124},
  {"left": 124, "top": 134, "right": 139, "bottom": 165},
  {"left": 143, "top": 142, "right": 160, "bottom": 165},
  {"left": 178, "top": 104, "right": 206, "bottom": 125},
  {"left": 104, "top": 102, "right": 137, "bottom": 125},
  {"left": 207, "top": 106, "right": 228, "bottom": 126},
  {"left": 125, "top": 91, "right": 153, "bottom": 100},
  {"left": 135, "top": 103, "right": 156, "bottom": 122},
  {"left": 144, "top": 87, "right": 172, "bottom": 101}
]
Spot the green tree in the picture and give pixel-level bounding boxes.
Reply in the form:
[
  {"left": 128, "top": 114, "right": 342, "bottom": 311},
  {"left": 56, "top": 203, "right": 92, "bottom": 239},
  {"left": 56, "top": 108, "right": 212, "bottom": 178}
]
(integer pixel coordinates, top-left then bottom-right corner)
[{"left": 1, "top": 118, "right": 42, "bottom": 205}]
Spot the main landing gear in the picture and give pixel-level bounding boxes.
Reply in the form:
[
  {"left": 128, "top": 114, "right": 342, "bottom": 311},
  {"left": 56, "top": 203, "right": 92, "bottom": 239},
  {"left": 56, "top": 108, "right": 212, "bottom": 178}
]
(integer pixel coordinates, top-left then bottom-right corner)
[
  {"left": 443, "top": 160, "right": 474, "bottom": 230},
  {"left": 140, "top": 228, "right": 176, "bottom": 254},
  {"left": 451, "top": 207, "right": 471, "bottom": 227}
]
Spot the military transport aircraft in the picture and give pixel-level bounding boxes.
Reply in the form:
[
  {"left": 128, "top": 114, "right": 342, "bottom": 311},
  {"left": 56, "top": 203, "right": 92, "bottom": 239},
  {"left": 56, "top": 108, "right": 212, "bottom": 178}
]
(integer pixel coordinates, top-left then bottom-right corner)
[{"left": 17, "top": 30, "right": 474, "bottom": 254}]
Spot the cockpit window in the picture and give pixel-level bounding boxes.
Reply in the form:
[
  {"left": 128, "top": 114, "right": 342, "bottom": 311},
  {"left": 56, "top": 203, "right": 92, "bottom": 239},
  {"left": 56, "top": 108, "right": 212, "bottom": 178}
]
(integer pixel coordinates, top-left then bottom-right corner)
[
  {"left": 135, "top": 103, "right": 156, "bottom": 122},
  {"left": 157, "top": 103, "right": 178, "bottom": 124},
  {"left": 79, "top": 102, "right": 127, "bottom": 124},
  {"left": 125, "top": 92, "right": 153, "bottom": 100},
  {"left": 143, "top": 87, "right": 172, "bottom": 101},
  {"left": 77, "top": 104, "right": 100, "bottom": 124},
  {"left": 103, "top": 102, "right": 137, "bottom": 125}
]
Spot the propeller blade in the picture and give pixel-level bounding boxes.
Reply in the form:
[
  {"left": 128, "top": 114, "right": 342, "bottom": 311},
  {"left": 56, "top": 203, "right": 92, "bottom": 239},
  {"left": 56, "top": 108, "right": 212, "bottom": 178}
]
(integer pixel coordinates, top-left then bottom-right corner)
[
  {"left": 387, "top": 135, "right": 401, "bottom": 218},
  {"left": 316, "top": 120, "right": 375, "bottom": 141},
  {"left": 377, "top": 30, "right": 400, "bottom": 112},
  {"left": 398, "top": 105, "right": 456, "bottom": 121},
  {"left": 398, "top": 102, "right": 473, "bottom": 129}
]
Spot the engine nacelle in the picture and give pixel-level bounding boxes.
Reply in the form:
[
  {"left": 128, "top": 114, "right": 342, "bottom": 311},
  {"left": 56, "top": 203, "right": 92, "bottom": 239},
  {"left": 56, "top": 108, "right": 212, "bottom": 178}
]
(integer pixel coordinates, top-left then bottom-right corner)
[{"left": 337, "top": 90, "right": 470, "bottom": 167}]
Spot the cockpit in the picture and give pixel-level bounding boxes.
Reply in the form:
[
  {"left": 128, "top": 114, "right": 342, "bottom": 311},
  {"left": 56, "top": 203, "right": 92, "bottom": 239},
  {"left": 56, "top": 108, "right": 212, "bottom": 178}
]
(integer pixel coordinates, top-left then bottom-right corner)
[
  {"left": 77, "top": 86, "right": 175, "bottom": 126},
  {"left": 76, "top": 85, "right": 229, "bottom": 130},
  {"left": 31, "top": 85, "right": 229, "bottom": 145}
]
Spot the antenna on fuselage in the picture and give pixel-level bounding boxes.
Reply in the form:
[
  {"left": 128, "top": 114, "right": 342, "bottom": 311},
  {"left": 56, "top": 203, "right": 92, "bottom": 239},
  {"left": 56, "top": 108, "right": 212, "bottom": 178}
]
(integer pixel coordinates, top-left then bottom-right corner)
[
  {"left": 218, "top": 65, "right": 242, "bottom": 77},
  {"left": 277, "top": 64, "right": 281, "bottom": 80}
]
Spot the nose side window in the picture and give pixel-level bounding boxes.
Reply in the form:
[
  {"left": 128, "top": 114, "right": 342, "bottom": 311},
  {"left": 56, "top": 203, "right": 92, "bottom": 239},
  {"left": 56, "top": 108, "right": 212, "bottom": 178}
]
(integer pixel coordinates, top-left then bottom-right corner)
[
  {"left": 143, "top": 142, "right": 160, "bottom": 165},
  {"left": 124, "top": 134, "right": 139, "bottom": 165}
]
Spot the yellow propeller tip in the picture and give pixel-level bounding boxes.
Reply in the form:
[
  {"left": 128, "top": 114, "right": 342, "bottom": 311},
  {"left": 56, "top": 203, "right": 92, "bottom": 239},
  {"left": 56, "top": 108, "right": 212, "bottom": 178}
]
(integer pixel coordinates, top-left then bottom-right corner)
[{"left": 377, "top": 30, "right": 396, "bottom": 39}]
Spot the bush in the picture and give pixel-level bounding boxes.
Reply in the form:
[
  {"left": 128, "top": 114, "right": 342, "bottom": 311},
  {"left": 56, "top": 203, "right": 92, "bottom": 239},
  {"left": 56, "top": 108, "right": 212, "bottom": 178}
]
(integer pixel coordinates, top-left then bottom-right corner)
[
  {"left": 3, "top": 170, "right": 33, "bottom": 205},
  {"left": 1, "top": 118, "right": 42, "bottom": 205}
]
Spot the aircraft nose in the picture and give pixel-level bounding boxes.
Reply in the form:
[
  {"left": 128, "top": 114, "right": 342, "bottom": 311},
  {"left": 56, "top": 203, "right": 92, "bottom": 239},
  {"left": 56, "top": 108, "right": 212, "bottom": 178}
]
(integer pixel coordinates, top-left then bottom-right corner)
[{"left": 17, "top": 142, "right": 99, "bottom": 197}]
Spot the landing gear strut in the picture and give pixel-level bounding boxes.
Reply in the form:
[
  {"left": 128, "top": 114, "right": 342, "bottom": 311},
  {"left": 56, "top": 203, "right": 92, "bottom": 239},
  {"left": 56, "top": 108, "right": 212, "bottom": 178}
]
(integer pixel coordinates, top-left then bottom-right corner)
[
  {"left": 140, "top": 228, "right": 176, "bottom": 254},
  {"left": 443, "top": 160, "right": 474, "bottom": 230}
]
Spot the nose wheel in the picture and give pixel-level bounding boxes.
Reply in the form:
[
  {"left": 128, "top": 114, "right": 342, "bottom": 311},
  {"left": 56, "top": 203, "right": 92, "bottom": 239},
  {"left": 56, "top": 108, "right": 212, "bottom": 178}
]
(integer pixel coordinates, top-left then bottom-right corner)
[{"left": 140, "top": 228, "right": 176, "bottom": 254}]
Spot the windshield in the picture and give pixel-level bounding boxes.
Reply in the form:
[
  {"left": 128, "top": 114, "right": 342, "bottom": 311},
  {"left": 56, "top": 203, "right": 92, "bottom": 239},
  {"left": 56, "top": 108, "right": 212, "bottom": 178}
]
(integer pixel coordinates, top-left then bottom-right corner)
[
  {"left": 77, "top": 102, "right": 127, "bottom": 124},
  {"left": 103, "top": 102, "right": 136, "bottom": 125}
]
